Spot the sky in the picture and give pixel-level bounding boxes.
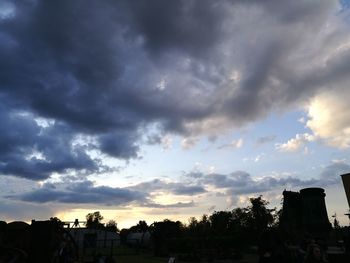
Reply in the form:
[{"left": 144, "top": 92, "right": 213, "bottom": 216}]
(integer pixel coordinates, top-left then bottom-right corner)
[{"left": 1, "top": 0, "right": 350, "bottom": 228}]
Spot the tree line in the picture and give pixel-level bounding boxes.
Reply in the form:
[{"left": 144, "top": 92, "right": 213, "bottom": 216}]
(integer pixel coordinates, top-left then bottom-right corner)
[
  {"left": 84, "top": 196, "right": 278, "bottom": 235},
  {"left": 82, "top": 196, "right": 280, "bottom": 257}
]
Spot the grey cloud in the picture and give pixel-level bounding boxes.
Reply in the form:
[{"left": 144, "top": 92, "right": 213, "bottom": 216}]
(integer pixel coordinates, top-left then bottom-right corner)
[
  {"left": 130, "top": 179, "right": 206, "bottom": 196},
  {"left": 256, "top": 135, "right": 277, "bottom": 145},
  {"left": 124, "top": 0, "right": 228, "bottom": 58},
  {"left": 143, "top": 201, "right": 195, "bottom": 209},
  {"left": 0, "top": 0, "right": 349, "bottom": 180},
  {"left": 0, "top": 200, "right": 57, "bottom": 222},
  {"left": 0, "top": 176, "right": 37, "bottom": 195},
  {"left": 7, "top": 162, "right": 346, "bottom": 207},
  {"left": 98, "top": 131, "right": 140, "bottom": 159},
  {"left": 128, "top": 179, "right": 164, "bottom": 192},
  {"left": 202, "top": 170, "right": 334, "bottom": 195},
  {"left": 183, "top": 170, "right": 320, "bottom": 195},
  {"left": 172, "top": 185, "right": 206, "bottom": 196},
  {"left": 0, "top": 108, "right": 99, "bottom": 180},
  {"left": 204, "top": 171, "right": 252, "bottom": 189},
  {"left": 176, "top": 163, "right": 347, "bottom": 198},
  {"left": 8, "top": 179, "right": 198, "bottom": 208},
  {"left": 184, "top": 171, "right": 204, "bottom": 179},
  {"left": 320, "top": 162, "right": 350, "bottom": 183},
  {"left": 146, "top": 134, "right": 162, "bottom": 145},
  {"left": 14, "top": 181, "right": 147, "bottom": 205}
]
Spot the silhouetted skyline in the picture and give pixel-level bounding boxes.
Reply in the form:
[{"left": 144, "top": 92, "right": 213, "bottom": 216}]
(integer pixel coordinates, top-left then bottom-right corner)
[{"left": 1, "top": 0, "right": 350, "bottom": 228}]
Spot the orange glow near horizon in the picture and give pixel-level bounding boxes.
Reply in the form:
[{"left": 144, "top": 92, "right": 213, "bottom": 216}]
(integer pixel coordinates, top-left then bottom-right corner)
[{"left": 54, "top": 207, "right": 197, "bottom": 229}]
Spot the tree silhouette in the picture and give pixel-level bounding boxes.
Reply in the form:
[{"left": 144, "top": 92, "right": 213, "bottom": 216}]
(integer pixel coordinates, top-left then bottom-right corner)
[
  {"left": 197, "top": 214, "right": 211, "bottom": 236},
  {"left": 248, "top": 196, "right": 275, "bottom": 233},
  {"left": 117, "top": 195, "right": 278, "bottom": 258},
  {"left": 106, "top": 220, "right": 119, "bottom": 233},
  {"left": 151, "top": 219, "right": 183, "bottom": 256},
  {"left": 231, "top": 207, "right": 250, "bottom": 229},
  {"left": 187, "top": 217, "right": 198, "bottom": 235},
  {"left": 85, "top": 211, "right": 104, "bottom": 229},
  {"left": 209, "top": 211, "right": 232, "bottom": 235},
  {"left": 49, "top": 216, "right": 62, "bottom": 223},
  {"left": 136, "top": 220, "right": 149, "bottom": 232},
  {"left": 127, "top": 220, "right": 149, "bottom": 234}
]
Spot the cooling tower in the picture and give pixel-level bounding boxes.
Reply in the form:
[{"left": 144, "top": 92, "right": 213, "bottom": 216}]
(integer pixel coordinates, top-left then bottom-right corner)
[
  {"left": 340, "top": 173, "right": 350, "bottom": 209},
  {"left": 300, "top": 187, "right": 331, "bottom": 235},
  {"left": 280, "top": 190, "right": 302, "bottom": 231}
]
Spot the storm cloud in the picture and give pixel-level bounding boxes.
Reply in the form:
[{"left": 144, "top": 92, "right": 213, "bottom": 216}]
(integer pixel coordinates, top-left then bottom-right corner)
[{"left": 1, "top": 0, "right": 349, "bottom": 180}]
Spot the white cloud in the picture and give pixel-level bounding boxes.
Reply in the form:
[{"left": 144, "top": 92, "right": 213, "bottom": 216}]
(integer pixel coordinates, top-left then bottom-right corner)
[
  {"left": 218, "top": 138, "right": 244, "bottom": 150},
  {"left": 332, "top": 158, "right": 347, "bottom": 164},
  {"left": 183, "top": 116, "right": 235, "bottom": 137},
  {"left": 242, "top": 153, "right": 265, "bottom": 163},
  {"left": 229, "top": 70, "right": 241, "bottom": 84},
  {"left": 276, "top": 133, "right": 315, "bottom": 152},
  {"left": 254, "top": 153, "right": 264, "bottom": 162},
  {"left": 156, "top": 77, "right": 167, "bottom": 91},
  {"left": 231, "top": 138, "right": 244, "bottom": 148},
  {"left": 226, "top": 195, "right": 238, "bottom": 207},
  {"left": 237, "top": 195, "right": 250, "bottom": 206},
  {"left": 277, "top": 86, "right": 350, "bottom": 151},
  {"left": 306, "top": 89, "right": 350, "bottom": 148},
  {"left": 181, "top": 137, "right": 198, "bottom": 150},
  {"left": 208, "top": 166, "right": 216, "bottom": 174},
  {"left": 298, "top": 117, "right": 306, "bottom": 124},
  {"left": 161, "top": 135, "right": 173, "bottom": 150}
]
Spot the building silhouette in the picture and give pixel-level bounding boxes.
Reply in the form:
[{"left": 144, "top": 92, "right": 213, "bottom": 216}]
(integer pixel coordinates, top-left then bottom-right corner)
[{"left": 280, "top": 187, "right": 331, "bottom": 239}]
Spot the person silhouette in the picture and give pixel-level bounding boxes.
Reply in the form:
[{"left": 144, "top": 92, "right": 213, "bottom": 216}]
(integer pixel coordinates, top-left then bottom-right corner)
[
  {"left": 73, "top": 219, "right": 80, "bottom": 228},
  {"left": 303, "top": 244, "right": 328, "bottom": 263}
]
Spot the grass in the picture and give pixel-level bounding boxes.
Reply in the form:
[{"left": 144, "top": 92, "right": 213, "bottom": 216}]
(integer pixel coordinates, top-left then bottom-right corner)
[
  {"left": 115, "top": 254, "right": 167, "bottom": 263},
  {"left": 78, "top": 246, "right": 168, "bottom": 263}
]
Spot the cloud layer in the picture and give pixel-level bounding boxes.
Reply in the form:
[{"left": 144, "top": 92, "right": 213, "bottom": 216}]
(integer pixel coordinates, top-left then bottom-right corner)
[
  {"left": 16, "top": 180, "right": 147, "bottom": 205},
  {"left": 9, "top": 161, "right": 346, "bottom": 208},
  {"left": 1, "top": 0, "right": 350, "bottom": 180},
  {"left": 306, "top": 88, "right": 350, "bottom": 148}
]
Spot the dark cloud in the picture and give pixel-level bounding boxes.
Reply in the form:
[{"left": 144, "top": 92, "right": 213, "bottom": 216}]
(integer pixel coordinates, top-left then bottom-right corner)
[
  {"left": 98, "top": 131, "right": 140, "bottom": 159},
  {"left": 124, "top": 0, "right": 228, "bottom": 57},
  {"left": 0, "top": 0, "right": 349, "bottom": 180},
  {"left": 0, "top": 108, "right": 99, "bottom": 180},
  {"left": 13, "top": 180, "right": 147, "bottom": 205},
  {"left": 8, "top": 178, "right": 199, "bottom": 208}
]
